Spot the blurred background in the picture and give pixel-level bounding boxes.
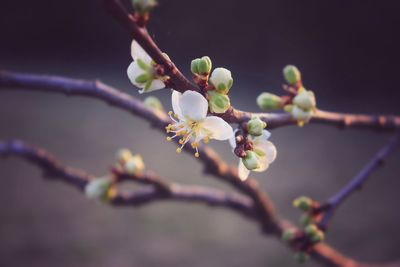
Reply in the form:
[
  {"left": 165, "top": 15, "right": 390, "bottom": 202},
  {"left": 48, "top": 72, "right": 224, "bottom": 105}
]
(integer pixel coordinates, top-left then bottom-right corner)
[{"left": 1, "top": 0, "right": 400, "bottom": 266}]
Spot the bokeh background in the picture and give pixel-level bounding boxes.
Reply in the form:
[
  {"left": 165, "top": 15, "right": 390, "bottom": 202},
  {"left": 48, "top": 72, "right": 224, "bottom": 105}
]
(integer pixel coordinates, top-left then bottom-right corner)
[{"left": 1, "top": 0, "right": 400, "bottom": 266}]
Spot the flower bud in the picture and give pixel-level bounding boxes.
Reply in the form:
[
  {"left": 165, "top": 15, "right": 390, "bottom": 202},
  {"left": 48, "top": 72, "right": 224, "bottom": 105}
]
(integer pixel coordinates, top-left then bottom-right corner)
[
  {"left": 85, "top": 177, "right": 112, "bottom": 200},
  {"left": 281, "top": 228, "right": 297, "bottom": 242},
  {"left": 208, "top": 90, "right": 231, "bottom": 113},
  {"left": 294, "top": 252, "right": 309, "bottom": 264},
  {"left": 191, "top": 56, "right": 212, "bottom": 75},
  {"left": 144, "top": 96, "right": 164, "bottom": 111},
  {"left": 125, "top": 155, "right": 145, "bottom": 175},
  {"left": 310, "top": 230, "right": 325, "bottom": 244},
  {"left": 293, "top": 89, "right": 316, "bottom": 110},
  {"left": 132, "top": 0, "right": 157, "bottom": 14},
  {"left": 247, "top": 117, "right": 267, "bottom": 136},
  {"left": 256, "top": 92, "right": 282, "bottom": 111},
  {"left": 242, "top": 150, "right": 260, "bottom": 170},
  {"left": 209, "top": 68, "right": 233, "bottom": 94},
  {"left": 116, "top": 148, "right": 133, "bottom": 163},
  {"left": 293, "top": 196, "right": 312, "bottom": 211},
  {"left": 283, "top": 65, "right": 301, "bottom": 85},
  {"left": 305, "top": 224, "right": 319, "bottom": 236},
  {"left": 291, "top": 106, "right": 313, "bottom": 123}
]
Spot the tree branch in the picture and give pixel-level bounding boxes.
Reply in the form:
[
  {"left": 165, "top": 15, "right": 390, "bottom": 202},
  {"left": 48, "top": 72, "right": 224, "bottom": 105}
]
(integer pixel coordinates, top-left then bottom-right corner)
[
  {"left": 318, "top": 133, "right": 400, "bottom": 230},
  {"left": 0, "top": 140, "right": 256, "bottom": 218}
]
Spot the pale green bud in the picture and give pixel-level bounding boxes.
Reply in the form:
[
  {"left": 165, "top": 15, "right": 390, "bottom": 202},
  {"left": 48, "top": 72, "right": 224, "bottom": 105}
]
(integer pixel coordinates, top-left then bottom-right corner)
[
  {"left": 281, "top": 228, "right": 297, "bottom": 242},
  {"left": 125, "top": 155, "right": 145, "bottom": 175},
  {"left": 283, "top": 65, "right": 301, "bottom": 85},
  {"left": 291, "top": 105, "right": 313, "bottom": 123},
  {"left": 242, "top": 150, "right": 260, "bottom": 170},
  {"left": 293, "top": 89, "right": 316, "bottom": 110},
  {"left": 247, "top": 117, "right": 267, "bottom": 136},
  {"left": 209, "top": 67, "right": 233, "bottom": 94},
  {"left": 191, "top": 56, "right": 212, "bottom": 75},
  {"left": 191, "top": 58, "right": 201, "bottom": 74},
  {"left": 85, "top": 177, "right": 112, "bottom": 199},
  {"left": 116, "top": 148, "right": 133, "bottom": 163},
  {"left": 310, "top": 230, "right": 325, "bottom": 244},
  {"left": 144, "top": 96, "right": 164, "bottom": 111},
  {"left": 208, "top": 90, "right": 231, "bottom": 113},
  {"left": 256, "top": 92, "right": 282, "bottom": 111},
  {"left": 294, "top": 252, "right": 309, "bottom": 264},
  {"left": 293, "top": 196, "right": 313, "bottom": 211},
  {"left": 132, "top": 0, "right": 157, "bottom": 14},
  {"left": 283, "top": 104, "right": 294, "bottom": 113},
  {"left": 305, "top": 224, "right": 319, "bottom": 236}
]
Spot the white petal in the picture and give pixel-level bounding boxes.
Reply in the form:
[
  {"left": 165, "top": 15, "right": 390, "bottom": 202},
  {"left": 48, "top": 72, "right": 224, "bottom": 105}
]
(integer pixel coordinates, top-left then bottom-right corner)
[
  {"left": 253, "top": 157, "right": 270, "bottom": 172},
  {"left": 229, "top": 129, "right": 238, "bottom": 148},
  {"left": 171, "top": 90, "right": 183, "bottom": 117},
  {"left": 256, "top": 140, "right": 277, "bottom": 164},
  {"left": 131, "top": 40, "right": 152, "bottom": 64},
  {"left": 238, "top": 159, "right": 250, "bottom": 181},
  {"left": 179, "top": 91, "right": 208, "bottom": 121},
  {"left": 139, "top": 79, "right": 165, "bottom": 94},
  {"left": 127, "top": 61, "right": 145, "bottom": 88},
  {"left": 201, "top": 116, "right": 233, "bottom": 141}
]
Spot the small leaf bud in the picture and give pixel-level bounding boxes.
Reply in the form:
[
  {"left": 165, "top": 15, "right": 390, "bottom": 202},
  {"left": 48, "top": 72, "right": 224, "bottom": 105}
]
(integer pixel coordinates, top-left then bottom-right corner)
[
  {"left": 293, "top": 89, "right": 316, "bottom": 110},
  {"left": 209, "top": 67, "right": 233, "bottom": 94},
  {"left": 85, "top": 177, "right": 112, "bottom": 200},
  {"left": 125, "top": 155, "right": 145, "bottom": 175},
  {"left": 283, "top": 65, "right": 301, "bottom": 85},
  {"left": 293, "top": 196, "right": 313, "bottom": 211},
  {"left": 247, "top": 116, "right": 267, "bottom": 136},
  {"left": 208, "top": 90, "right": 231, "bottom": 114},
  {"left": 256, "top": 92, "right": 282, "bottom": 111},
  {"left": 242, "top": 150, "right": 260, "bottom": 170},
  {"left": 281, "top": 228, "right": 297, "bottom": 242}
]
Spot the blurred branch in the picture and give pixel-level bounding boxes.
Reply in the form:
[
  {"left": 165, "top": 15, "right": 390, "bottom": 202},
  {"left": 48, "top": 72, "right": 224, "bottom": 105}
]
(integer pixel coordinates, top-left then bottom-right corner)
[
  {"left": 1, "top": 70, "right": 399, "bottom": 131},
  {"left": 0, "top": 140, "right": 256, "bottom": 218},
  {"left": 318, "top": 133, "right": 400, "bottom": 230},
  {"left": 0, "top": 139, "right": 391, "bottom": 267}
]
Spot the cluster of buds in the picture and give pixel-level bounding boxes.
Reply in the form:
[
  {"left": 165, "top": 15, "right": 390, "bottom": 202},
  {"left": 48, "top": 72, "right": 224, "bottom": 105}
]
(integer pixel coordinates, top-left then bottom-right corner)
[
  {"left": 115, "top": 148, "right": 145, "bottom": 175},
  {"left": 256, "top": 65, "right": 317, "bottom": 127},
  {"left": 230, "top": 117, "right": 277, "bottom": 180},
  {"left": 190, "top": 56, "right": 233, "bottom": 114},
  {"left": 281, "top": 196, "right": 325, "bottom": 263}
]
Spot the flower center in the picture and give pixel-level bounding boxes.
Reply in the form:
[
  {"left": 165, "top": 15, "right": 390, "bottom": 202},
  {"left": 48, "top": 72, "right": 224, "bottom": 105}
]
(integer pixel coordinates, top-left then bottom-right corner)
[{"left": 165, "top": 111, "right": 210, "bottom": 157}]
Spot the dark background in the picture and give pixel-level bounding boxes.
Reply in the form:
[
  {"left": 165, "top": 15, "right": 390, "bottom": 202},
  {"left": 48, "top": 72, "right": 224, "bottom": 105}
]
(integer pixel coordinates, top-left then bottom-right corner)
[{"left": 1, "top": 1, "right": 400, "bottom": 266}]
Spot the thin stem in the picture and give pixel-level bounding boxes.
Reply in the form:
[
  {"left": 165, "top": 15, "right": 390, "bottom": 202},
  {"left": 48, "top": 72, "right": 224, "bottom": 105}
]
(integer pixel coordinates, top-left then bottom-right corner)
[{"left": 319, "top": 133, "right": 400, "bottom": 229}]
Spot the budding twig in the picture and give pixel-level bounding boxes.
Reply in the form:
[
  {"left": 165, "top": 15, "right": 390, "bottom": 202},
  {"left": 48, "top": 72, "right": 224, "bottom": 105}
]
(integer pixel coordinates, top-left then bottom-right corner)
[{"left": 318, "top": 133, "right": 400, "bottom": 230}]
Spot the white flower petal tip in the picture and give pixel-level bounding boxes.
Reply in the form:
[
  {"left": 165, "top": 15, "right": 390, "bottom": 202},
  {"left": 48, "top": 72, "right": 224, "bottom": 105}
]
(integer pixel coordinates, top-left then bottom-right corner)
[
  {"left": 166, "top": 90, "right": 233, "bottom": 158},
  {"left": 238, "top": 159, "right": 250, "bottom": 181}
]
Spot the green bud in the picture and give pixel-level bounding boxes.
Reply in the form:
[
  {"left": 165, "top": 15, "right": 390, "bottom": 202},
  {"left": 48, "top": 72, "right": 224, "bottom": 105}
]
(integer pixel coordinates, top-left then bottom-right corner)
[
  {"left": 132, "top": 0, "right": 157, "bottom": 14},
  {"left": 198, "top": 56, "right": 212, "bottom": 74},
  {"left": 191, "top": 58, "right": 201, "bottom": 74},
  {"left": 293, "top": 196, "right": 313, "bottom": 211},
  {"left": 305, "top": 224, "right": 319, "bottom": 236},
  {"left": 116, "top": 148, "right": 133, "bottom": 163},
  {"left": 125, "top": 155, "right": 145, "bottom": 175},
  {"left": 210, "top": 68, "right": 233, "bottom": 94},
  {"left": 144, "top": 96, "right": 164, "bottom": 111},
  {"left": 85, "top": 177, "right": 112, "bottom": 200},
  {"left": 208, "top": 90, "right": 231, "bottom": 113},
  {"left": 256, "top": 92, "right": 282, "bottom": 111},
  {"left": 294, "top": 252, "right": 309, "bottom": 264},
  {"left": 293, "top": 89, "right": 316, "bottom": 110},
  {"left": 310, "top": 230, "right": 325, "bottom": 244},
  {"left": 283, "top": 104, "right": 293, "bottom": 113},
  {"left": 242, "top": 150, "right": 260, "bottom": 170},
  {"left": 247, "top": 116, "right": 267, "bottom": 136},
  {"left": 299, "top": 214, "right": 313, "bottom": 226},
  {"left": 281, "top": 228, "right": 297, "bottom": 242},
  {"left": 283, "top": 65, "right": 301, "bottom": 85}
]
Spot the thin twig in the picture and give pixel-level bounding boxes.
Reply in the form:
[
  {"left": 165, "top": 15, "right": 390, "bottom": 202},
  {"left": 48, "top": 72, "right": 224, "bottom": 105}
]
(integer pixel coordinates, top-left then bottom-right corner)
[{"left": 318, "top": 133, "right": 400, "bottom": 230}]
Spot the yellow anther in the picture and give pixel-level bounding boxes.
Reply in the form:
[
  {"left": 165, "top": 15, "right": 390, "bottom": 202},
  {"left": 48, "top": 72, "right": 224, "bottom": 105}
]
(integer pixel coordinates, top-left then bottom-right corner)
[
  {"left": 204, "top": 136, "right": 210, "bottom": 144},
  {"left": 179, "top": 139, "right": 184, "bottom": 144},
  {"left": 176, "top": 130, "right": 186, "bottom": 136},
  {"left": 168, "top": 111, "right": 173, "bottom": 115},
  {"left": 176, "top": 148, "right": 182, "bottom": 154},
  {"left": 194, "top": 152, "right": 200, "bottom": 158},
  {"left": 166, "top": 136, "right": 172, "bottom": 142},
  {"left": 191, "top": 142, "right": 199, "bottom": 148},
  {"left": 174, "top": 113, "right": 179, "bottom": 119},
  {"left": 179, "top": 125, "right": 184, "bottom": 129},
  {"left": 297, "top": 121, "right": 305, "bottom": 127}
]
